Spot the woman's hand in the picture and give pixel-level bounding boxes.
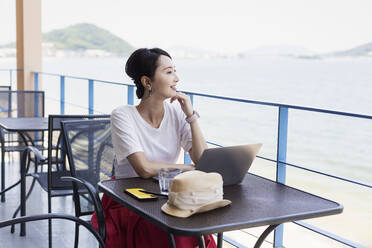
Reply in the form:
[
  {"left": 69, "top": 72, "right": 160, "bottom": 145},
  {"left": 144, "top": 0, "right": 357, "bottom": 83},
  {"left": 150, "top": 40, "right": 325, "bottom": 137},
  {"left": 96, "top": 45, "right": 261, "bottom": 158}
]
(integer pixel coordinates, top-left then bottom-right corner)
[{"left": 170, "top": 92, "right": 194, "bottom": 117}]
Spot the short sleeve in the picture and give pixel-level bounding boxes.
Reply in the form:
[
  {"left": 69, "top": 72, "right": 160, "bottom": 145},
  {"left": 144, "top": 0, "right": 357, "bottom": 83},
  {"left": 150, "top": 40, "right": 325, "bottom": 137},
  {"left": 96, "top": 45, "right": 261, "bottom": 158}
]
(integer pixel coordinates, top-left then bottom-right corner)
[{"left": 111, "top": 107, "right": 143, "bottom": 162}]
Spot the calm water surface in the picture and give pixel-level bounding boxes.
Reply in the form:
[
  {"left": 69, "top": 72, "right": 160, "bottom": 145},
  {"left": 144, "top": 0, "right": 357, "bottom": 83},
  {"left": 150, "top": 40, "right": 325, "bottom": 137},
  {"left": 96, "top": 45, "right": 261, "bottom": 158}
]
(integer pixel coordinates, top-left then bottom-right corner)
[{"left": 1, "top": 57, "right": 372, "bottom": 183}]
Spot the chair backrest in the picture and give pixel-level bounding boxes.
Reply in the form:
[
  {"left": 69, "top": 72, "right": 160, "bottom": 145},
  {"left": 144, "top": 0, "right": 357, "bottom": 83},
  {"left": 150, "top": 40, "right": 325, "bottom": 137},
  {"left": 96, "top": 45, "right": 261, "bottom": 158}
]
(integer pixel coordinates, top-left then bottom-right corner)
[
  {"left": 0, "top": 90, "right": 44, "bottom": 118},
  {"left": 47, "top": 115, "right": 110, "bottom": 190},
  {"left": 0, "top": 213, "right": 105, "bottom": 247},
  {"left": 0, "top": 90, "right": 45, "bottom": 147},
  {"left": 61, "top": 118, "right": 114, "bottom": 215}
]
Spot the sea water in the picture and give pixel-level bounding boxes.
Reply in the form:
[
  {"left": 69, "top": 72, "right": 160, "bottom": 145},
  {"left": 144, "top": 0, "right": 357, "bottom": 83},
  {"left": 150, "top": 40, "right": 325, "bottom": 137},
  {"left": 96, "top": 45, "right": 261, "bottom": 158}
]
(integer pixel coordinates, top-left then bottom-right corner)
[{"left": 1, "top": 57, "right": 372, "bottom": 183}]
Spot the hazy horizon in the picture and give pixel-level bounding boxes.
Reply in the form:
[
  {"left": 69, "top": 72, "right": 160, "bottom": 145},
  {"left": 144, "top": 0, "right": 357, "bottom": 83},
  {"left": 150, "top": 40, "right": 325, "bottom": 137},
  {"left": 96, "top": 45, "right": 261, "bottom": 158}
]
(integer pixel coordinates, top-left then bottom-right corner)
[{"left": 1, "top": 0, "right": 372, "bottom": 53}]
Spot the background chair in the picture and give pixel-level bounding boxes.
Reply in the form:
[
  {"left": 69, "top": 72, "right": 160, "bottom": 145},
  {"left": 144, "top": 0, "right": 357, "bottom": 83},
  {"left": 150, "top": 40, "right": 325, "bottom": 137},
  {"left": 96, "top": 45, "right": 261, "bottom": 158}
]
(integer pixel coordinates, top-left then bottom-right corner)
[
  {"left": 11, "top": 114, "right": 109, "bottom": 247},
  {"left": 0, "top": 214, "right": 105, "bottom": 247},
  {"left": 0, "top": 90, "right": 45, "bottom": 202},
  {"left": 2, "top": 146, "right": 105, "bottom": 247},
  {"left": 61, "top": 118, "right": 114, "bottom": 248},
  {"left": 5, "top": 145, "right": 107, "bottom": 248}
]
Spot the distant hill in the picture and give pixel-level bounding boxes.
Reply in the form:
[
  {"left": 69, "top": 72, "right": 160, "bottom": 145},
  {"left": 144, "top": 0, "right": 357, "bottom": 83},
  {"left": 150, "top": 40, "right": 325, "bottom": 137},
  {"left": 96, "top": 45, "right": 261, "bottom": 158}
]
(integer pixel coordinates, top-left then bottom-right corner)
[
  {"left": 241, "top": 45, "right": 316, "bottom": 57},
  {"left": 43, "top": 23, "right": 135, "bottom": 56},
  {"left": 1, "top": 23, "right": 135, "bottom": 56},
  {"left": 330, "top": 42, "right": 372, "bottom": 57}
]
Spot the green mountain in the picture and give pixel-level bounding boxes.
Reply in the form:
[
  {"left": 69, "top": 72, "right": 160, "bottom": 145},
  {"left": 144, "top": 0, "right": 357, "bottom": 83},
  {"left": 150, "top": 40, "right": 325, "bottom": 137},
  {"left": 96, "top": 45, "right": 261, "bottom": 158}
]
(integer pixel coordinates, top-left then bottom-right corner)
[
  {"left": 43, "top": 23, "right": 135, "bottom": 55},
  {"left": 1, "top": 23, "right": 135, "bottom": 56}
]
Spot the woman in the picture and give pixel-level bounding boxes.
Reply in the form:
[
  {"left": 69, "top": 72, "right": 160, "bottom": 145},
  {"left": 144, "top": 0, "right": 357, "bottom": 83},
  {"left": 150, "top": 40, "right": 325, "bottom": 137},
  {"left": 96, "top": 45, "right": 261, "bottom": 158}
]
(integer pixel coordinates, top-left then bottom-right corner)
[{"left": 92, "top": 48, "right": 216, "bottom": 248}]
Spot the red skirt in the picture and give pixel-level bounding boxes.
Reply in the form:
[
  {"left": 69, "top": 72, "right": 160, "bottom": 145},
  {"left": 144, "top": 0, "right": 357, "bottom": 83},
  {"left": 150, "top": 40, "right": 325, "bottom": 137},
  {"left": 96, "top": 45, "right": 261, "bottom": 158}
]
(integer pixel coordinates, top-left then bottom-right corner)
[{"left": 91, "top": 194, "right": 217, "bottom": 248}]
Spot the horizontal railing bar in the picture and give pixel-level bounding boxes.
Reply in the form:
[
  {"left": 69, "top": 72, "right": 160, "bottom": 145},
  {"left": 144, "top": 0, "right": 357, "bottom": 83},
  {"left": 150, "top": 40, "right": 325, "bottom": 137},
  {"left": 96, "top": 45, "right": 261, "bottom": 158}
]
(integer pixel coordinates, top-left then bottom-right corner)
[
  {"left": 205, "top": 141, "right": 372, "bottom": 189},
  {"left": 32, "top": 71, "right": 132, "bottom": 86},
  {"left": 239, "top": 229, "right": 274, "bottom": 246},
  {"left": 256, "top": 155, "right": 372, "bottom": 189},
  {"left": 45, "top": 96, "right": 107, "bottom": 115},
  {"left": 27, "top": 70, "right": 372, "bottom": 120},
  {"left": 220, "top": 235, "right": 247, "bottom": 248},
  {"left": 293, "top": 221, "right": 366, "bottom": 248},
  {"left": 0, "top": 68, "right": 23, "bottom": 71},
  {"left": 206, "top": 141, "right": 224, "bottom": 147},
  {"left": 182, "top": 91, "right": 372, "bottom": 120}
]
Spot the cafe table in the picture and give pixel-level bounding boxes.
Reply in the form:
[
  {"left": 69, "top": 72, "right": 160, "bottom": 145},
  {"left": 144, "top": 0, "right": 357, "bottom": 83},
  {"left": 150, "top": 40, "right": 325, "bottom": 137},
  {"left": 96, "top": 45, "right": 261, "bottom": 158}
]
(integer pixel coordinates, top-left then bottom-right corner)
[
  {"left": 0, "top": 117, "right": 48, "bottom": 235},
  {"left": 0, "top": 117, "right": 48, "bottom": 139},
  {"left": 98, "top": 173, "right": 343, "bottom": 248}
]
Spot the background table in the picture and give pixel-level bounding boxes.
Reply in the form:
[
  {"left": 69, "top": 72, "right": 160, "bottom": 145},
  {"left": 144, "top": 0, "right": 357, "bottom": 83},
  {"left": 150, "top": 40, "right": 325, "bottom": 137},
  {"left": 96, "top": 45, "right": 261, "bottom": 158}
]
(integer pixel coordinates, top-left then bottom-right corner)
[
  {"left": 0, "top": 117, "right": 48, "bottom": 146},
  {"left": 98, "top": 173, "right": 343, "bottom": 248},
  {"left": 0, "top": 117, "right": 48, "bottom": 132},
  {"left": 0, "top": 117, "right": 48, "bottom": 235}
]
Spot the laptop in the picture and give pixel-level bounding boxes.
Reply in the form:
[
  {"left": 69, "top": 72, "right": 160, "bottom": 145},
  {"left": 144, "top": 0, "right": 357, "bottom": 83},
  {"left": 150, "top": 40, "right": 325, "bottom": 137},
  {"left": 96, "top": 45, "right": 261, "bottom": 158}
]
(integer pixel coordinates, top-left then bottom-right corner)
[{"left": 196, "top": 144, "right": 262, "bottom": 186}]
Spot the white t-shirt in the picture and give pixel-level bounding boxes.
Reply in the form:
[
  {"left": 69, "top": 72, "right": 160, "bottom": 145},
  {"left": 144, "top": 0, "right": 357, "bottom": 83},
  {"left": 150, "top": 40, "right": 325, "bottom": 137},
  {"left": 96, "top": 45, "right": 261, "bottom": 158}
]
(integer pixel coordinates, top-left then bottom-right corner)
[{"left": 111, "top": 101, "right": 193, "bottom": 178}]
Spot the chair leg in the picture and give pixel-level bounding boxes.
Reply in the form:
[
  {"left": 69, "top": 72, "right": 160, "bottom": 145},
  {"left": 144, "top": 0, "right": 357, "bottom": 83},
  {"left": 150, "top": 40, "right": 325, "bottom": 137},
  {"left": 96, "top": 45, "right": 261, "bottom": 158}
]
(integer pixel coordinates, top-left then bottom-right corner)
[
  {"left": 10, "top": 177, "right": 37, "bottom": 233},
  {"left": 11, "top": 154, "right": 38, "bottom": 233},
  {"left": 1, "top": 147, "right": 6, "bottom": 202},
  {"left": 74, "top": 223, "right": 80, "bottom": 248},
  {"left": 48, "top": 219, "right": 52, "bottom": 248},
  {"left": 48, "top": 192, "right": 52, "bottom": 248}
]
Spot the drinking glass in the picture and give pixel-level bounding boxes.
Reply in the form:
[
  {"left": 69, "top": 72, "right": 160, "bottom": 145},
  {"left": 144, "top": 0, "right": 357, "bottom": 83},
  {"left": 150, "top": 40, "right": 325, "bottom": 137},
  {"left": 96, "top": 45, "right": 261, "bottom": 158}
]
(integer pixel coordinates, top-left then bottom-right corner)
[{"left": 158, "top": 168, "right": 182, "bottom": 195}]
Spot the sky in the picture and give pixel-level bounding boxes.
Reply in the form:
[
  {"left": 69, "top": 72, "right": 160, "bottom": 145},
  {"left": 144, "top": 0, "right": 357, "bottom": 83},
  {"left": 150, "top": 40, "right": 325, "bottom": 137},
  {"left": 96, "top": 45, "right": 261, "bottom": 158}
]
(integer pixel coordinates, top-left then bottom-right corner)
[{"left": 1, "top": 0, "right": 372, "bottom": 53}]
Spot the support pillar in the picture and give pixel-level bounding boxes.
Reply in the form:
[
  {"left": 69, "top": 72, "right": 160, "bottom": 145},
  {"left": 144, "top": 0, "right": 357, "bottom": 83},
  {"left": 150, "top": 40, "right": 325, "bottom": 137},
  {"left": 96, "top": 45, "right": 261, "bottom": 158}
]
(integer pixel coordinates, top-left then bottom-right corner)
[{"left": 16, "top": 0, "right": 42, "bottom": 90}]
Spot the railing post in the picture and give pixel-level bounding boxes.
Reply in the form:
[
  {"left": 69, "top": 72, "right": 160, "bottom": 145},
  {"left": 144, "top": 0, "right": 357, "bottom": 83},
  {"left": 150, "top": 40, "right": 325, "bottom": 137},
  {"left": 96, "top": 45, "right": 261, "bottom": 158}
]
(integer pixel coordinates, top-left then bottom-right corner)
[
  {"left": 189, "top": 94, "right": 194, "bottom": 105},
  {"left": 127, "top": 85, "right": 134, "bottom": 105},
  {"left": 34, "top": 72, "right": 39, "bottom": 90},
  {"left": 34, "top": 72, "right": 39, "bottom": 116},
  {"left": 88, "top": 79, "right": 94, "bottom": 114},
  {"left": 33, "top": 72, "right": 40, "bottom": 143},
  {"left": 274, "top": 106, "right": 288, "bottom": 247},
  {"left": 184, "top": 93, "right": 194, "bottom": 164},
  {"left": 9, "top": 69, "right": 12, "bottom": 89},
  {"left": 60, "top": 76, "right": 65, "bottom": 114}
]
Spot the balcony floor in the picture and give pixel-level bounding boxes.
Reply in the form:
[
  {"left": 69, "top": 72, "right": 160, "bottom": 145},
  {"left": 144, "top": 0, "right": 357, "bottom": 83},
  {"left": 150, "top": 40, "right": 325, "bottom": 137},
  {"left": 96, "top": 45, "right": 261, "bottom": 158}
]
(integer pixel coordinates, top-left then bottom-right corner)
[
  {"left": 0, "top": 157, "right": 275, "bottom": 248},
  {"left": 0, "top": 157, "right": 98, "bottom": 247}
]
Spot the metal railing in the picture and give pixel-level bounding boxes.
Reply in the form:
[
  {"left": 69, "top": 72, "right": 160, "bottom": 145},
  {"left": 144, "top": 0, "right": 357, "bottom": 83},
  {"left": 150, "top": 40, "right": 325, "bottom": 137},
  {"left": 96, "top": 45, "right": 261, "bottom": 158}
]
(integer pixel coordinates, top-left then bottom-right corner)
[{"left": 0, "top": 68, "right": 370, "bottom": 248}]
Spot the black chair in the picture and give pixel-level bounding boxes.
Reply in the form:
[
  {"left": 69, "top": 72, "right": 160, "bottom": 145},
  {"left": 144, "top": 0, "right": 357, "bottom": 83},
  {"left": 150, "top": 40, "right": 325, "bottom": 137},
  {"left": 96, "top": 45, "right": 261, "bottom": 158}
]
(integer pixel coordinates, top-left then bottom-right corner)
[
  {"left": 0, "top": 214, "right": 105, "bottom": 247},
  {"left": 2, "top": 143, "right": 105, "bottom": 247},
  {"left": 0, "top": 90, "right": 45, "bottom": 202},
  {"left": 11, "top": 114, "right": 109, "bottom": 247},
  {"left": 61, "top": 119, "right": 114, "bottom": 248}
]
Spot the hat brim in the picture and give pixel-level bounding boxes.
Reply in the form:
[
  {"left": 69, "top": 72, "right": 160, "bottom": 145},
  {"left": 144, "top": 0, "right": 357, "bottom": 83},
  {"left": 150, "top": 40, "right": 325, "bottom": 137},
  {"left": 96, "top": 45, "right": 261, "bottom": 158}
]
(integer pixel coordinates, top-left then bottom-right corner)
[{"left": 161, "top": 200, "right": 232, "bottom": 218}]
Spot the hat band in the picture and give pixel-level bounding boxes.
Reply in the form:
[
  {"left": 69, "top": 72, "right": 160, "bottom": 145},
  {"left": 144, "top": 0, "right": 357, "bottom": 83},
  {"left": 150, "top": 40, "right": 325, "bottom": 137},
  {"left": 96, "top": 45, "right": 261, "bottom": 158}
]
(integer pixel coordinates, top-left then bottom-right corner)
[{"left": 168, "top": 187, "right": 223, "bottom": 211}]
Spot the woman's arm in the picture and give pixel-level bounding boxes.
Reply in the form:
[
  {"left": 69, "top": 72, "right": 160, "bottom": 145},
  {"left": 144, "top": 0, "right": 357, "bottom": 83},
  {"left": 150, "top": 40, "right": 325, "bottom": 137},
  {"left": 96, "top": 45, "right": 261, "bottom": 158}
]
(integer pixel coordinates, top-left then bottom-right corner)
[
  {"left": 171, "top": 92, "right": 208, "bottom": 164},
  {"left": 188, "top": 118, "right": 208, "bottom": 164},
  {"left": 127, "top": 152, "right": 194, "bottom": 179}
]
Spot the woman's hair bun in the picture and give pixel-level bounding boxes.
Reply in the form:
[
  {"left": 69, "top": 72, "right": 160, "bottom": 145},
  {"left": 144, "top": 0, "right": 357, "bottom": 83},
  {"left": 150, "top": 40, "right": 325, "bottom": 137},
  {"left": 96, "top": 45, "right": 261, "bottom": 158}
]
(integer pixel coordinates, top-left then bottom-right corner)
[{"left": 125, "top": 48, "right": 171, "bottom": 99}]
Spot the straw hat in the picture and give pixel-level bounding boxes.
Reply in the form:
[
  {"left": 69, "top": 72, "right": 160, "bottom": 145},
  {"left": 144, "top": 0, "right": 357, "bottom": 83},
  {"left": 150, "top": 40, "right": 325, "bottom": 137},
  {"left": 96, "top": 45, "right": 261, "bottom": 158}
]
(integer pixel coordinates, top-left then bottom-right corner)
[{"left": 161, "top": 170, "right": 231, "bottom": 218}]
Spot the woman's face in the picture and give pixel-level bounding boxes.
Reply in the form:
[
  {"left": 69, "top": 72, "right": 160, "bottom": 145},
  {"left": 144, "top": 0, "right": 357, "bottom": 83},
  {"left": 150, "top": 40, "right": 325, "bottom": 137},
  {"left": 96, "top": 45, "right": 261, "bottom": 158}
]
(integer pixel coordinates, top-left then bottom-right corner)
[{"left": 151, "top": 55, "right": 179, "bottom": 99}]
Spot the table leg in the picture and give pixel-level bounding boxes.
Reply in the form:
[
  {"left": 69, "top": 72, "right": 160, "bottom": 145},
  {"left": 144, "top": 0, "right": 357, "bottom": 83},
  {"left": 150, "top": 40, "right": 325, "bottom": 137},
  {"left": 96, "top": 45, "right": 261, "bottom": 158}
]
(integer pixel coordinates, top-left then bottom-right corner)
[
  {"left": 217, "top": 233, "right": 223, "bottom": 248},
  {"left": 18, "top": 132, "right": 33, "bottom": 237},
  {"left": 254, "top": 224, "right": 279, "bottom": 248},
  {"left": 198, "top": 236, "right": 206, "bottom": 248},
  {"left": 0, "top": 132, "right": 32, "bottom": 204},
  {"left": 1, "top": 147, "right": 5, "bottom": 202},
  {"left": 167, "top": 233, "right": 176, "bottom": 248},
  {"left": 20, "top": 148, "right": 27, "bottom": 236}
]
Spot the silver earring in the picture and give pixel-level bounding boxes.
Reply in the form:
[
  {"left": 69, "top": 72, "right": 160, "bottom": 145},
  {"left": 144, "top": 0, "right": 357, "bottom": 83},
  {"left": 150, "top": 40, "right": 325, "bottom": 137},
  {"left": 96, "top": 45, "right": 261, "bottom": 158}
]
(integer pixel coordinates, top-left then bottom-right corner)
[{"left": 148, "top": 88, "right": 152, "bottom": 97}]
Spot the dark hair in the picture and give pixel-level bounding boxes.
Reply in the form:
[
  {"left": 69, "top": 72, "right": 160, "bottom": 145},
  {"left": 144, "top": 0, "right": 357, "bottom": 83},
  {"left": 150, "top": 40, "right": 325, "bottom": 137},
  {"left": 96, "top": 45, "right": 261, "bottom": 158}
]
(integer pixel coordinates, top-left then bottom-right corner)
[{"left": 125, "top": 48, "right": 171, "bottom": 98}]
